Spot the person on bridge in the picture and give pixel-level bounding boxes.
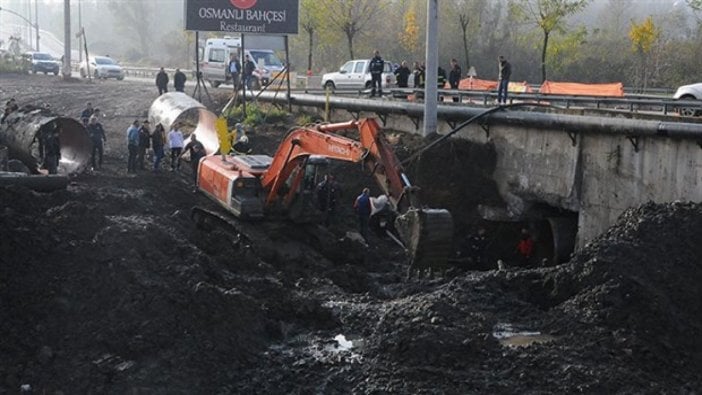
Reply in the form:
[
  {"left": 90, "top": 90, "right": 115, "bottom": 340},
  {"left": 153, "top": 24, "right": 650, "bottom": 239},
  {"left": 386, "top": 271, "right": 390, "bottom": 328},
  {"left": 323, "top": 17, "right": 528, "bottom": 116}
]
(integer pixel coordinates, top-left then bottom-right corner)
[
  {"left": 126, "top": 120, "right": 140, "bottom": 174},
  {"left": 156, "top": 67, "right": 169, "bottom": 95},
  {"left": 87, "top": 115, "right": 106, "bottom": 171},
  {"left": 449, "top": 58, "right": 462, "bottom": 103},
  {"left": 369, "top": 50, "right": 385, "bottom": 97},
  {"left": 497, "top": 55, "right": 511, "bottom": 105},
  {"left": 174, "top": 69, "right": 187, "bottom": 92},
  {"left": 394, "top": 61, "right": 411, "bottom": 88}
]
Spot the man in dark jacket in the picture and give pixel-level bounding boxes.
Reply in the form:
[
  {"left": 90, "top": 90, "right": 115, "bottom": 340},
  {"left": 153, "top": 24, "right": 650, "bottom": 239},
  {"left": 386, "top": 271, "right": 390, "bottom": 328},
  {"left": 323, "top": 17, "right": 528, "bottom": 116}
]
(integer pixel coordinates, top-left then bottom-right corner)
[
  {"left": 137, "top": 120, "right": 151, "bottom": 170},
  {"left": 449, "top": 59, "right": 462, "bottom": 102},
  {"left": 394, "top": 61, "right": 411, "bottom": 88},
  {"left": 228, "top": 52, "right": 241, "bottom": 91},
  {"left": 87, "top": 116, "right": 106, "bottom": 170},
  {"left": 497, "top": 55, "right": 512, "bottom": 104},
  {"left": 369, "top": 50, "right": 385, "bottom": 97},
  {"left": 243, "top": 54, "right": 256, "bottom": 91},
  {"left": 181, "top": 133, "right": 207, "bottom": 190},
  {"left": 156, "top": 67, "right": 169, "bottom": 95},
  {"left": 448, "top": 59, "right": 462, "bottom": 89},
  {"left": 353, "top": 187, "right": 372, "bottom": 242},
  {"left": 173, "top": 69, "right": 186, "bottom": 92}
]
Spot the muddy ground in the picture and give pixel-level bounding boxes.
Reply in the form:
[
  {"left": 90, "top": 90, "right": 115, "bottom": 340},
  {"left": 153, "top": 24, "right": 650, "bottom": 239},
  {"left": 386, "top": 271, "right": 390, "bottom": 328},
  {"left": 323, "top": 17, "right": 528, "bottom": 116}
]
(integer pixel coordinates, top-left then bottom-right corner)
[{"left": 1, "top": 73, "right": 701, "bottom": 394}]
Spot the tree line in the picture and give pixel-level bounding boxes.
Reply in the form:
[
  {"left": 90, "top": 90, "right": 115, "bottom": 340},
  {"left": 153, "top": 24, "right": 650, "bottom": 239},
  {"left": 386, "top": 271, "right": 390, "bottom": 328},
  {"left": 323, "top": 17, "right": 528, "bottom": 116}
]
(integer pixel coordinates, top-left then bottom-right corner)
[{"left": 30, "top": 0, "right": 702, "bottom": 90}]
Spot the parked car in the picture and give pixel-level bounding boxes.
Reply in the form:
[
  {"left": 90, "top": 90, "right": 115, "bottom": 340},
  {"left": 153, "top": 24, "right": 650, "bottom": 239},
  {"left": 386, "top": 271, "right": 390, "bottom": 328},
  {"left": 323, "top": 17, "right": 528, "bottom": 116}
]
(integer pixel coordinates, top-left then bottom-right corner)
[
  {"left": 673, "top": 82, "right": 702, "bottom": 116},
  {"left": 321, "top": 59, "right": 396, "bottom": 91},
  {"left": 79, "top": 56, "right": 125, "bottom": 80},
  {"left": 22, "top": 52, "right": 60, "bottom": 75}
]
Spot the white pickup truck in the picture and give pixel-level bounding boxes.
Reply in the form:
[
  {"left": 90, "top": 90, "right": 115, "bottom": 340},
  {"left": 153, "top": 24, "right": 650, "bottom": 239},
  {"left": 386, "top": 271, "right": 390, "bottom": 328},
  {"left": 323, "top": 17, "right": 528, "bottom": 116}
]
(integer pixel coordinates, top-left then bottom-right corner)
[{"left": 321, "top": 59, "right": 396, "bottom": 91}]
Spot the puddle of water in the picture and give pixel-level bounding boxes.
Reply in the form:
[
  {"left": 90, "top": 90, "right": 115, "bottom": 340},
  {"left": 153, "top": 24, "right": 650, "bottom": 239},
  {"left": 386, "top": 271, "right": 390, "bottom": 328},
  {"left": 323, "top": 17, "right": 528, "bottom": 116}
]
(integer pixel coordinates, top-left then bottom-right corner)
[
  {"left": 325, "top": 334, "right": 365, "bottom": 353},
  {"left": 493, "top": 323, "right": 556, "bottom": 348}
]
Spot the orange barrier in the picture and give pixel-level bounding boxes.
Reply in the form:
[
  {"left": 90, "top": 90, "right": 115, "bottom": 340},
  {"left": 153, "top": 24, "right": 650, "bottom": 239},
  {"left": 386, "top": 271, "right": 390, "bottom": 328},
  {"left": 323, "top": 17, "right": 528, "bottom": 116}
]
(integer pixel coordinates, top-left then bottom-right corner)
[
  {"left": 457, "top": 77, "right": 532, "bottom": 93},
  {"left": 539, "top": 81, "right": 624, "bottom": 97}
]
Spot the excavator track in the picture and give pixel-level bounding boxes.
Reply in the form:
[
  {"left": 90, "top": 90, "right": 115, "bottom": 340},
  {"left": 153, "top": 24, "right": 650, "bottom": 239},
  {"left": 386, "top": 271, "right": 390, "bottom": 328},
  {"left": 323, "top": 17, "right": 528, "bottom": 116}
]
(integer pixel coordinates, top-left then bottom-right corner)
[{"left": 395, "top": 208, "right": 454, "bottom": 276}]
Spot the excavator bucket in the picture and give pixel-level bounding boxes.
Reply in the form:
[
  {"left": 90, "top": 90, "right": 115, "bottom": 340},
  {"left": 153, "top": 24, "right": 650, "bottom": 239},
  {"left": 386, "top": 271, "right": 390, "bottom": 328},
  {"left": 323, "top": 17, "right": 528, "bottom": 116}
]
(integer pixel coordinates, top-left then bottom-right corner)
[{"left": 395, "top": 208, "right": 454, "bottom": 275}]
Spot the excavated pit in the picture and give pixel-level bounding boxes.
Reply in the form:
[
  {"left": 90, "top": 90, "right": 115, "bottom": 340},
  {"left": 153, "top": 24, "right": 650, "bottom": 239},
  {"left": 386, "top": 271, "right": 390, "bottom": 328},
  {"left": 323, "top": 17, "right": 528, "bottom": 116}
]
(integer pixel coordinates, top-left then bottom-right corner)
[{"left": 0, "top": 73, "right": 700, "bottom": 393}]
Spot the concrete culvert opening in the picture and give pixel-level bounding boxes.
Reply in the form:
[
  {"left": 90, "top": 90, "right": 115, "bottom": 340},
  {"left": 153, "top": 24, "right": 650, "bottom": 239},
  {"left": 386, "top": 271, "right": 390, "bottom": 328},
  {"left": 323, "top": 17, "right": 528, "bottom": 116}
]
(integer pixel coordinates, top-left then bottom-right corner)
[{"left": 0, "top": 109, "right": 92, "bottom": 174}]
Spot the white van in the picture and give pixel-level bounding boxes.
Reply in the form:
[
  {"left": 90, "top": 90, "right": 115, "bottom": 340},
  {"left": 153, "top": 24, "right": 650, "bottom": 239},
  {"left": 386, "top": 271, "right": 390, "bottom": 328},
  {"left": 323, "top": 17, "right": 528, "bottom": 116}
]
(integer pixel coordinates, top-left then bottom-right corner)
[{"left": 199, "top": 36, "right": 284, "bottom": 89}]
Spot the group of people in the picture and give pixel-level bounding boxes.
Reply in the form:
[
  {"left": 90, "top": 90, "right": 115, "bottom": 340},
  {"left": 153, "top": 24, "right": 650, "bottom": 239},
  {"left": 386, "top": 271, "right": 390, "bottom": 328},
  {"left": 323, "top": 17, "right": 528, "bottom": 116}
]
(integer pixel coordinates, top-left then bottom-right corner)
[
  {"left": 226, "top": 52, "right": 257, "bottom": 92},
  {"left": 389, "top": 54, "right": 512, "bottom": 104},
  {"left": 155, "top": 67, "right": 188, "bottom": 95},
  {"left": 126, "top": 120, "right": 193, "bottom": 174},
  {"left": 458, "top": 226, "right": 536, "bottom": 269}
]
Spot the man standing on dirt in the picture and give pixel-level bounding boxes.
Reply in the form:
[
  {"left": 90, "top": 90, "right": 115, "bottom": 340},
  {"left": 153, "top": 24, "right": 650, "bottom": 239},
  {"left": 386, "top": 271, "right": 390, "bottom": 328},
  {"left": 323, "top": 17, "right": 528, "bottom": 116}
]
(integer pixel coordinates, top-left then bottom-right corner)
[
  {"left": 317, "top": 174, "right": 342, "bottom": 227},
  {"left": 87, "top": 115, "right": 106, "bottom": 171},
  {"left": 353, "top": 187, "right": 372, "bottom": 242},
  {"left": 151, "top": 124, "right": 166, "bottom": 172},
  {"left": 181, "top": 133, "right": 206, "bottom": 191},
  {"left": 173, "top": 69, "right": 187, "bottom": 93},
  {"left": 167, "top": 123, "right": 185, "bottom": 171},
  {"left": 80, "top": 102, "right": 94, "bottom": 125},
  {"left": 156, "top": 67, "right": 169, "bottom": 95},
  {"left": 137, "top": 120, "right": 151, "bottom": 170},
  {"left": 516, "top": 228, "right": 534, "bottom": 267},
  {"left": 127, "top": 120, "right": 140, "bottom": 174}
]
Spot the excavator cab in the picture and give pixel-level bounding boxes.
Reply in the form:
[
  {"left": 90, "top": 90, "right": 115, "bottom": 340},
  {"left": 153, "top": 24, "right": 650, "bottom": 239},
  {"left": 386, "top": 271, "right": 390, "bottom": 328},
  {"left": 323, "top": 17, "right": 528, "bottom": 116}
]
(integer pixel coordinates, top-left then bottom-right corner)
[{"left": 284, "top": 155, "right": 330, "bottom": 224}]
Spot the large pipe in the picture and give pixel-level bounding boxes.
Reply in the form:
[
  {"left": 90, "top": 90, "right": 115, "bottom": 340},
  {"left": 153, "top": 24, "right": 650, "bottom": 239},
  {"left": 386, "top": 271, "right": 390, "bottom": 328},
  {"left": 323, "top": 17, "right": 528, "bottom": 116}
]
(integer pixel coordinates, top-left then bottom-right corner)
[
  {"left": 148, "top": 92, "right": 220, "bottom": 155},
  {"left": 0, "top": 172, "right": 69, "bottom": 191},
  {"left": 0, "top": 108, "right": 92, "bottom": 174},
  {"left": 257, "top": 91, "right": 702, "bottom": 141}
]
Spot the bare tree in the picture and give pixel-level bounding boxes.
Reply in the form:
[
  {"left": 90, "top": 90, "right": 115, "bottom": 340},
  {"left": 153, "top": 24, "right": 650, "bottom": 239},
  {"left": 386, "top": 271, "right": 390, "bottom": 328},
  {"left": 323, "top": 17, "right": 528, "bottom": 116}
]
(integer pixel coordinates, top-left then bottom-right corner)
[
  {"left": 509, "top": 0, "right": 589, "bottom": 82},
  {"left": 106, "top": 0, "right": 153, "bottom": 58},
  {"left": 321, "top": 0, "right": 386, "bottom": 59}
]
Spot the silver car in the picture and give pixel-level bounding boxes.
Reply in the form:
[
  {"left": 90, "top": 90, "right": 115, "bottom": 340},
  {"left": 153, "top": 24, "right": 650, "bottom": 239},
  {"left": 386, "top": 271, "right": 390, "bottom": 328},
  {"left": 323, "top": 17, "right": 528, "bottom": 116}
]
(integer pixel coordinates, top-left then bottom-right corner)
[{"left": 79, "top": 56, "right": 125, "bottom": 80}]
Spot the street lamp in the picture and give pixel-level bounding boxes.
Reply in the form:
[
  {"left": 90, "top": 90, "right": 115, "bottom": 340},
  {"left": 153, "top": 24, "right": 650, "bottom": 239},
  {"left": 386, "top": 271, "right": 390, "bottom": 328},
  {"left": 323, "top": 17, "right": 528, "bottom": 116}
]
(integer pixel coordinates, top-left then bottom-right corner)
[{"left": 0, "top": 5, "right": 40, "bottom": 52}]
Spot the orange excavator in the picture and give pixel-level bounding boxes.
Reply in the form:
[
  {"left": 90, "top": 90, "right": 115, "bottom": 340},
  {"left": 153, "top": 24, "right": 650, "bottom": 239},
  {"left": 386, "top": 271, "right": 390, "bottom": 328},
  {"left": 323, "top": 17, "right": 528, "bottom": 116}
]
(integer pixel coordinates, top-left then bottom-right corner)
[{"left": 194, "top": 118, "right": 453, "bottom": 272}]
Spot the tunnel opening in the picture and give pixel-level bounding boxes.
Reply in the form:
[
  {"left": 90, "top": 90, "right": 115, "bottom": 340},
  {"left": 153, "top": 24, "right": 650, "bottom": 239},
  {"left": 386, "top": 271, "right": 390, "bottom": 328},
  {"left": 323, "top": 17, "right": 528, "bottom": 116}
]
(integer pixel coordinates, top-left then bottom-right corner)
[
  {"left": 461, "top": 205, "right": 579, "bottom": 271},
  {"left": 0, "top": 108, "right": 92, "bottom": 175}
]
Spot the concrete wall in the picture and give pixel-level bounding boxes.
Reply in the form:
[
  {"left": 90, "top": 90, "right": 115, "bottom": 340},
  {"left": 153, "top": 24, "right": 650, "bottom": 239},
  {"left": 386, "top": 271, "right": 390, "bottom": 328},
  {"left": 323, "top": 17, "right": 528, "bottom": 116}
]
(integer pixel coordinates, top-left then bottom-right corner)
[{"left": 276, "top": 103, "right": 702, "bottom": 248}]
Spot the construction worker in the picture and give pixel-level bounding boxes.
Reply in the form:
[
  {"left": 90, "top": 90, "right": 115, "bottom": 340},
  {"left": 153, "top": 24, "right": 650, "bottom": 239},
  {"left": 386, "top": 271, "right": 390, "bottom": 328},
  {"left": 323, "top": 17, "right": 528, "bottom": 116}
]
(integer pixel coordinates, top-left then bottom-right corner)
[
  {"left": 353, "top": 187, "right": 372, "bottom": 242},
  {"left": 181, "top": 133, "right": 206, "bottom": 191},
  {"left": 317, "top": 174, "right": 342, "bottom": 226},
  {"left": 516, "top": 228, "right": 534, "bottom": 267}
]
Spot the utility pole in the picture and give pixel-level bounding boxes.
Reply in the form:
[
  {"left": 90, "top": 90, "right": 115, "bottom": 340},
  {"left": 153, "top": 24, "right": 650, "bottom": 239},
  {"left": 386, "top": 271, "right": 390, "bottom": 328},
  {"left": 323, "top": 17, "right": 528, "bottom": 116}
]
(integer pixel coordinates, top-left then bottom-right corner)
[
  {"left": 34, "top": 0, "right": 39, "bottom": 51},
  {"left": 63, "top": 0, "right": 71, "bottom": 78},
  {"left": 422, "top": 0, "right": 439, "bottom": 137},
  {"left": 77, "top": 0, "right": 82, "bottom": 62}
]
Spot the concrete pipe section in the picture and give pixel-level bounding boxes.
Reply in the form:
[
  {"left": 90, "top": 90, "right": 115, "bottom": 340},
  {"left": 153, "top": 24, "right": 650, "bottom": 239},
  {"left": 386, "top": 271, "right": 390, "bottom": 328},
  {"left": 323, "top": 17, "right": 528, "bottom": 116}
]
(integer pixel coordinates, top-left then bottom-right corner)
[
  {"left": 0, "top": 107, "right": 92, "bottom": 174},
  {"left": 148, "top": 92, "right": 220, "bottom": 156}
]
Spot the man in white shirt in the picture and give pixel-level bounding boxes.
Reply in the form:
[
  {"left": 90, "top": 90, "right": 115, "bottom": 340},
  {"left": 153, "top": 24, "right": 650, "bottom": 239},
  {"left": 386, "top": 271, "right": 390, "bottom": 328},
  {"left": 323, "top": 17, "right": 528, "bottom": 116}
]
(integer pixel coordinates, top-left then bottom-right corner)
[{"left": 167, "top": 123, "right": 185, "bottom": 171}]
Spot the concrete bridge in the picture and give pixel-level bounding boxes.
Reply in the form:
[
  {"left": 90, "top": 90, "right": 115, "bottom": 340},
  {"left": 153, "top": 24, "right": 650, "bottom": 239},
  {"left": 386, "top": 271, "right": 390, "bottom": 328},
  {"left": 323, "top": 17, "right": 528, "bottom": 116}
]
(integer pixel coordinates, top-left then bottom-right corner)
[{"left": 256, "top": 92, "right": 702, "bottom": 261}]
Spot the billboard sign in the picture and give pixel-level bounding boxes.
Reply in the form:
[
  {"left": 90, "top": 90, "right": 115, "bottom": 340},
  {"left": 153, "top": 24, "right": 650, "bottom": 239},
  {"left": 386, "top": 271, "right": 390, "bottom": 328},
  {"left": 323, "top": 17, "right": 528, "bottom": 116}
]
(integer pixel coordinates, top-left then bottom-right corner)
[{"left": 185, "top": 0, "right": 299, "bottom": 35}]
